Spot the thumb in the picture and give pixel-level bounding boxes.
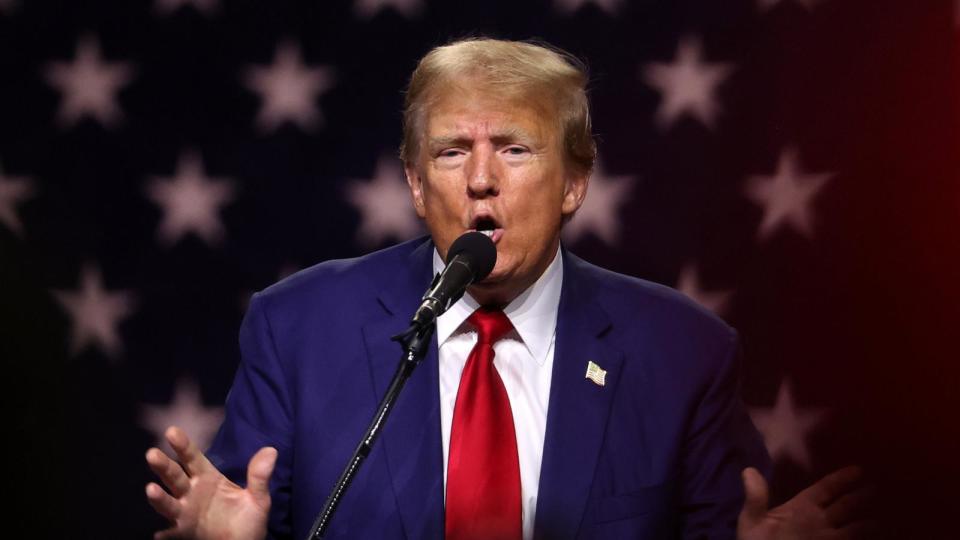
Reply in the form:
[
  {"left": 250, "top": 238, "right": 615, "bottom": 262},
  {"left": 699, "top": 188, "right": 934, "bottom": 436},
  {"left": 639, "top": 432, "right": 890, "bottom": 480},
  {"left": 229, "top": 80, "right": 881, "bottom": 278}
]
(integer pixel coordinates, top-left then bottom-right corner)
[
  {"left": 739, "top": 467, "right": 769, "bottom": 526},
  {"left": 246, "top": 447, "right": 278, "bottom": 505}
]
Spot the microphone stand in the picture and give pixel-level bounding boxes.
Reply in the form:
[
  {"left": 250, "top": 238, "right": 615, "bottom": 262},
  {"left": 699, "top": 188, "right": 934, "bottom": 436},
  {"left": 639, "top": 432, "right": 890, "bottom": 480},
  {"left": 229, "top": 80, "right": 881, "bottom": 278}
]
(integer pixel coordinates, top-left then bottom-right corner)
[{"left": 304, "top": 320, "right": 435, "bottom": 540}]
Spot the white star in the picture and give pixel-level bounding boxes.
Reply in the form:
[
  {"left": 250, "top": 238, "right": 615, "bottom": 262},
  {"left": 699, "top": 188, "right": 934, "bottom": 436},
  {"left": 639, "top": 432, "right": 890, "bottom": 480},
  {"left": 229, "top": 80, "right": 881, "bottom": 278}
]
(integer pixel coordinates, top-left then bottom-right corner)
[
  {"left": 744, "top": 147, "right": 833, "bottom": 242},
  {"left": 750, "top": 379, "right": 826, "bottom": 470},
  {"left": 757, "top": 0, "right": 823, "bottom": 11},
  {"left": 354, "top": 0, "right": 423, "bottom": 18},
  {"left": 675, "top": 263, "right": 733, "bottom": 316},
  {"left": 146, "top": 150, "right": 236, "bottom": 247},
  {"left": 141, "top": 378, "right": 224, "bottom": 454},
  {"left": 553, "top": 0, "right": 624, "bottom": 14},
  {"left": 344, "top": 155, "right": 422, "bottom": 248},
  {"left": 154, "top": 0, "right": 219, "bottom": 16},
  {"left": 642, "top": 36, "right": 734, "bottom": 130},
  {"left": 562, "top": 161, "right": 635, "bottom": 246},
  {"left": 52, "top": 264, "right": 136, "bottom": 360},
  {"left": 44, "top": 35, "right": 135, "bottom": 129},
  {"left": 0, "top": 163, "right": 35, "bottom": 237},
  {"left": 243, "top": 41, "right": 335, "bottom": 133}
]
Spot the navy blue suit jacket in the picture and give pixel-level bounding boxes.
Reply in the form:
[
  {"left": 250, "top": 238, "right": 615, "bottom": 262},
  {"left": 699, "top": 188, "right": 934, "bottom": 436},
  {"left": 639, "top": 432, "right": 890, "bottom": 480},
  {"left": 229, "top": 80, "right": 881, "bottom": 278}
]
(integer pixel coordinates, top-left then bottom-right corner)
[{"left": 208, "top": 236, "right": 770, "bottom": 539}]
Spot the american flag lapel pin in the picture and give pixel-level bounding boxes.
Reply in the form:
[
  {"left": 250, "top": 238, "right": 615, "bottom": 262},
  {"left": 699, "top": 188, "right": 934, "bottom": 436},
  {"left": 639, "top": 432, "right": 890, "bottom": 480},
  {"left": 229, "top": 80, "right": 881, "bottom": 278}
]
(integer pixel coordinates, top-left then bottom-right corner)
[{"left": 585, "top": 360, "right": 607, "bottom": 387}]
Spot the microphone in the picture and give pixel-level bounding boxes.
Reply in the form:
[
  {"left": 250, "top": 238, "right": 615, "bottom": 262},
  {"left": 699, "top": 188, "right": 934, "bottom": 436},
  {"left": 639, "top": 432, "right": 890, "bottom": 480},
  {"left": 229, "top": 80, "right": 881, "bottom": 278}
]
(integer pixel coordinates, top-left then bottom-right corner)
[{"left": 410, "top": 231, "right": 497, "bottom": 329}]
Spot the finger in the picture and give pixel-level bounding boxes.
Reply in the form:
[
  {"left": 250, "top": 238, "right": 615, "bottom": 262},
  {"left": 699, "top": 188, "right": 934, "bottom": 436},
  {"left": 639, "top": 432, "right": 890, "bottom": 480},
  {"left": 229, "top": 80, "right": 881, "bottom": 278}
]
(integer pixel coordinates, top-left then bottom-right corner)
[
  {"left": 145, "top": 482, "right": 181, "bottom": 522},
  {"left": 738, "top": 467, "right": 769, "bottom": 526},
  {"left": 824, "top": 486, "right": 876, "bottom": 527},
  {"left": 246, "top": 446, "right": 278, "bottom": 508},
  {"left": 165, "top": 425, "right": 215, "bottom": 477},
  {"left": 145, "top": 447, "right": 191, "bottom": 498},
  {"left": 800, "top": 465, "right": 863, "bottom": 507}
]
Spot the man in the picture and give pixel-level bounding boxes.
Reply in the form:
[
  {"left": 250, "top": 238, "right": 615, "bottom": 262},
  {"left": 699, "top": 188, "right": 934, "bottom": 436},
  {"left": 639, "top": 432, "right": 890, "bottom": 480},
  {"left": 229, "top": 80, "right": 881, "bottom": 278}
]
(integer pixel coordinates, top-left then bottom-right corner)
[{"left": 145, "top": 38, "right": 869, "bottom": 539}]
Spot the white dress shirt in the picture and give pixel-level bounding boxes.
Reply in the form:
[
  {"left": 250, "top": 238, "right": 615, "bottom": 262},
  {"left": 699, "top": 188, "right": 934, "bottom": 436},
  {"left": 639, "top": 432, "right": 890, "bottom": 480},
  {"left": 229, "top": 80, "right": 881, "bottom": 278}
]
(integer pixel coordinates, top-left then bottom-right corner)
[{"left": 434, "top": 247, "right": 562, "bottom": 540}]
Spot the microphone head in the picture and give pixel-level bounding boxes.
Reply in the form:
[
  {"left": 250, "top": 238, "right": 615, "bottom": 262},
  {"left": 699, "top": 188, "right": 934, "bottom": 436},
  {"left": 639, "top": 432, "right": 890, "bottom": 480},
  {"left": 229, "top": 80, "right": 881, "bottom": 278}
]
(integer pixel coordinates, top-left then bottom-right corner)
[{"left": 446, "top": 231, "right": 497, "bottom": 281}]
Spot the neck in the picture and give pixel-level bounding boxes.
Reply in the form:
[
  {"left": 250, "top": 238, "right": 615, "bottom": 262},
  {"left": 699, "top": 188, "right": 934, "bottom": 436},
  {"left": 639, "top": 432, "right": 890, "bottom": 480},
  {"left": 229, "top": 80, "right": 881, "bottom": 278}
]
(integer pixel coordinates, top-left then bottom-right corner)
[{"left": 466, "top": 282, "right": 525, "bottom": 309}]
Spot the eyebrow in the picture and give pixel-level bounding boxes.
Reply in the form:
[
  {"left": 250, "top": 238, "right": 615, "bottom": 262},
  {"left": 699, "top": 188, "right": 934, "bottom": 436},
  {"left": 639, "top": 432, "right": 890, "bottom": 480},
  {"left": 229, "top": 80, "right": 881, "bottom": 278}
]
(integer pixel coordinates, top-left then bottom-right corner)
[{"left": 427, "top": 127, "right": 538, "bottom": 149}]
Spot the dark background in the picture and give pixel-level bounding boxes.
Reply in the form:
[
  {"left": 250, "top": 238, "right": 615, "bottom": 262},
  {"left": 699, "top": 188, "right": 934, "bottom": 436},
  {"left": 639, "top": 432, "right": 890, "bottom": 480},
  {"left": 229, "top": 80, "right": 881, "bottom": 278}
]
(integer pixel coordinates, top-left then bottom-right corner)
[{"left": 1, "top": 0, "right": 957, "bottom": 537}]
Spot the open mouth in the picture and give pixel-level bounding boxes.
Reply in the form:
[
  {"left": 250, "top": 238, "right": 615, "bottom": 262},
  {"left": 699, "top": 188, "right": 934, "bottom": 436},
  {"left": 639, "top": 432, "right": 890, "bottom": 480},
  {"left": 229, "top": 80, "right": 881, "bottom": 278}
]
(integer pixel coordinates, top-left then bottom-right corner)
[{"left": 471, "top": 216, "right": 504, "bottom": 244}]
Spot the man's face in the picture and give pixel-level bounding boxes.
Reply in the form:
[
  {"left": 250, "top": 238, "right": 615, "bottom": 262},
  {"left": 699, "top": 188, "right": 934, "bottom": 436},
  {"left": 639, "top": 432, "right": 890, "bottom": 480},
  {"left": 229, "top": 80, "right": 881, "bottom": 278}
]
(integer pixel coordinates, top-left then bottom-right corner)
[{"left": 404, "top": 83, "right": 588, "bottom": 305}]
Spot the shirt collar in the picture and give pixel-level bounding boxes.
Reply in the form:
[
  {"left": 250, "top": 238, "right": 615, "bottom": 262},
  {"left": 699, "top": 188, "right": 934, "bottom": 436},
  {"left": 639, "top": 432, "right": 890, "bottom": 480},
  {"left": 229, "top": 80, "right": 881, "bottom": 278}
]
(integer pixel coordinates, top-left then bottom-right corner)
[{"left": 433, "top": 245, "right": 563, "bottom": 366}]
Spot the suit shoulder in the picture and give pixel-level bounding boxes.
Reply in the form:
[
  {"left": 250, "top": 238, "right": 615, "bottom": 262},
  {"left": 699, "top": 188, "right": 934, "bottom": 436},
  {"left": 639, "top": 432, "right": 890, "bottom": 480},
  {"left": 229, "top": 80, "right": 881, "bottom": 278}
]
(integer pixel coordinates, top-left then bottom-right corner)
[
  {"left": 254, "top": 236, "right": 426, "bottom": 311},
  {"left": 569, "top": 256, "right": 739, "bottom": 391},
  {"left": 571, "top": 254, "right": 736, "bottom": 345}
]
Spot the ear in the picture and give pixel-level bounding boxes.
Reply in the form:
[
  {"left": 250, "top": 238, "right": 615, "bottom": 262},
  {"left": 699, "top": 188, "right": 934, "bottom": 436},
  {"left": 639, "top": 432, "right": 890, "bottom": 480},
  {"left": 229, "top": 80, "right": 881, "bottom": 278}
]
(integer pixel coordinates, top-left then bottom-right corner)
[
  {"left": 404, "top": 161, "right": 427, "bottom": 219},
  {"left": 561, "top": 168, "right": 590, "bottom": 217}
]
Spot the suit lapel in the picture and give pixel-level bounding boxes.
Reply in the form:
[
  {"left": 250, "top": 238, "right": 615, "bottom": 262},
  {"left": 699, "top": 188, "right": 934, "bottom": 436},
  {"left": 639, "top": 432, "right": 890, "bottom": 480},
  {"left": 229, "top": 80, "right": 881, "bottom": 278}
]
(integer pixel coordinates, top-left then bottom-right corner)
[
  {"left": 534, "top": 252, "right": 623, "bottom": 540},
  {"left": 361, "top": 239, "right": 445, "bottom": 539}
]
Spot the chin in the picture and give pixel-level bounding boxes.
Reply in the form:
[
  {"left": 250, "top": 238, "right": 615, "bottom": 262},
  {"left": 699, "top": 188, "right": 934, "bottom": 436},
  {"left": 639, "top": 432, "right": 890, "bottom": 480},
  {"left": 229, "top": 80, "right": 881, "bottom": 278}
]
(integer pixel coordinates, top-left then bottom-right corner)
[
  {"left": 471, "top": 262, "right": 523, "bottom": 299},
  {"left": 471, "top": 265, "right": 512, "bottom": 292},
  {"left": 475, "top": 270, "right": 508, "bottom": 287},
  {"left": 482, "top": 258, "right": 515, "bottom": 283}
]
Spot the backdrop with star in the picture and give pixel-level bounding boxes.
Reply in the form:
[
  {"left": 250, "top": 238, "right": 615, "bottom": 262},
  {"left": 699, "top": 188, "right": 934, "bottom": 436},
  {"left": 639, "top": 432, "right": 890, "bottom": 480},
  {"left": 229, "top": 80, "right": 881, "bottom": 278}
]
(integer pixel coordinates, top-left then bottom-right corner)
[{"left": 0, "top": 1, "right": 957, "bottom": 538}]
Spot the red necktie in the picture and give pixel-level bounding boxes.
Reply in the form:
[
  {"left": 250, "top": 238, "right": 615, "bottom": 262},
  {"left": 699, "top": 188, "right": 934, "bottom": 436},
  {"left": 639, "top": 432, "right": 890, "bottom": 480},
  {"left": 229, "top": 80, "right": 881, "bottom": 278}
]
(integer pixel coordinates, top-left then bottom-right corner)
[{"left": 445, "top": 308, "right": 522, "bottom": 540}]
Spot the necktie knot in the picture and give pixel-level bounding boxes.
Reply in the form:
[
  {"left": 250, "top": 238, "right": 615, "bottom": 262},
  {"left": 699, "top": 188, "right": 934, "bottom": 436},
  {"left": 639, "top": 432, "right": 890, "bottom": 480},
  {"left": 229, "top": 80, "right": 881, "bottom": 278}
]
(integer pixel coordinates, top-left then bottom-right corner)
[{"left": 468, "top": 308, "right": 513, "bottom": 345}]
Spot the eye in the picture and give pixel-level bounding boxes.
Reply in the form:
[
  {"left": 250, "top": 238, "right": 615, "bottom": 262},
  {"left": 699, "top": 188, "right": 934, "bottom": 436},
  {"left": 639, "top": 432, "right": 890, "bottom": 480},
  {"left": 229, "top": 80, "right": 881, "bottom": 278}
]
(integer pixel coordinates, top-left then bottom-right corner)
[
  {"left": 437, "top": 148, "right": 465, "bottom": 159},
  {"left": 433, "top": 148, "right": 467, "bottom": 168},
  {"left": 503, "top": 146, "right": 529, "bottom": 156}
]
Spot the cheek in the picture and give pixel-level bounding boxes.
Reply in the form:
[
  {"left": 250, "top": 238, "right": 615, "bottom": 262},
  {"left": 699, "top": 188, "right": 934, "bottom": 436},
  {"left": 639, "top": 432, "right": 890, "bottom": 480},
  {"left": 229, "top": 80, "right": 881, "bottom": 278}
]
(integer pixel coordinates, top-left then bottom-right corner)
[{"left": 421, "top": 181, "right": 461, "bottom": 218}]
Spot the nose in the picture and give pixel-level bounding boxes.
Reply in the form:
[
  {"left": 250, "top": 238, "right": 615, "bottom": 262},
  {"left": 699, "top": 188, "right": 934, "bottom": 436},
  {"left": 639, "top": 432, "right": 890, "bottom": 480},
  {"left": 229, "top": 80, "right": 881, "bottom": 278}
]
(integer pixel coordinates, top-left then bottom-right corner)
[{"left": 466, "top": 145, "right": 499, "bottom": 199}]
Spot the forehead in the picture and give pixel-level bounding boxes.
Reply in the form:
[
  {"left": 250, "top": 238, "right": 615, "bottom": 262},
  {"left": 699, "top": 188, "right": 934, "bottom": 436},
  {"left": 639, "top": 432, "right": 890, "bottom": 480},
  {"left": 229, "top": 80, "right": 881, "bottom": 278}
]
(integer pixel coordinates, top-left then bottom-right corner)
[{"left": 422, "top": 83, "right": 559, "bottom": 141}]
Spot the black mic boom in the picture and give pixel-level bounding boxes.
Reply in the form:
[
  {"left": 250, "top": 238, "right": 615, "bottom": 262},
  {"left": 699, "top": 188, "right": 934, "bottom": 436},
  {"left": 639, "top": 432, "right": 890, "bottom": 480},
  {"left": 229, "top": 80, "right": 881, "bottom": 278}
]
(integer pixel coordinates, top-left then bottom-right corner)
[{"left": 410, "top": 231, "right": 497, "bottom": 329}]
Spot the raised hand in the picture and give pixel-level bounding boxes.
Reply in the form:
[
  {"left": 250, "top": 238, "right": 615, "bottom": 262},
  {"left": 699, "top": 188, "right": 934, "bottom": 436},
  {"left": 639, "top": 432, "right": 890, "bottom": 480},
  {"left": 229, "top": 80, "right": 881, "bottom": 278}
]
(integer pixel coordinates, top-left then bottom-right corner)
[
  {"left": 145, "top": 426, "right": 277, "bottom": 540},
  {"left": 737, "top": 466, "right": 877, "bottom": 540}
]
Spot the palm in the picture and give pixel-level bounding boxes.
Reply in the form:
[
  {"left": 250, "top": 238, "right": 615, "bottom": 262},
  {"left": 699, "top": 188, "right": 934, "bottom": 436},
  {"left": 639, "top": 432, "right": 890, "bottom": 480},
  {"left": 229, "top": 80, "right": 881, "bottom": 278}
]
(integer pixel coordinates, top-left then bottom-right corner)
[
  {"left": 186, "top": 472, "right": 269, "bottom": 540},
  {"left": 146, "top": 426, "right": 277, "bottom": 540},
  {"left": 738, "top": 466, "right": 875, "bottom": 540},
  {"left": 740, "top": 494, "right": 834, "bottom": 540}
]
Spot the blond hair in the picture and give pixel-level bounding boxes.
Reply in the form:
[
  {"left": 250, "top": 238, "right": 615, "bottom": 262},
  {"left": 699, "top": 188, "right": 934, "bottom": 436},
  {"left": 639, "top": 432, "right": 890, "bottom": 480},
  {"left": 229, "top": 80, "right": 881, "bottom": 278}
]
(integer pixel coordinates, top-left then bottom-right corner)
[{"left": 400, "top": 37, "right": 596, "bottom": 174}]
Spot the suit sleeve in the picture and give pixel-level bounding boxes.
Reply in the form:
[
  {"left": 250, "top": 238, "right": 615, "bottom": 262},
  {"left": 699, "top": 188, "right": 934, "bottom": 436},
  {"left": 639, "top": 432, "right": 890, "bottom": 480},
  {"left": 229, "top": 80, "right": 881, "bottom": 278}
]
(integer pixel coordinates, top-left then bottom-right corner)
[
  {"left": 679, "top": 330, "right": 771, "bottom": 539},
  {"left": 207, "top": 291, "right": 296, "bottom": 540}
]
